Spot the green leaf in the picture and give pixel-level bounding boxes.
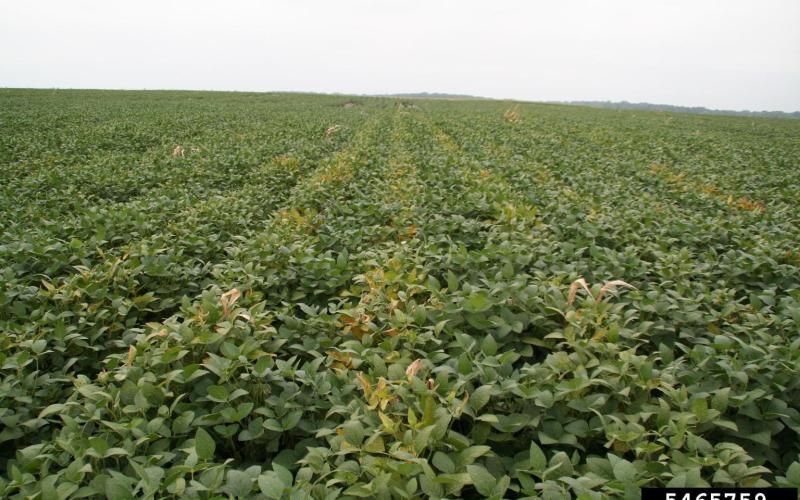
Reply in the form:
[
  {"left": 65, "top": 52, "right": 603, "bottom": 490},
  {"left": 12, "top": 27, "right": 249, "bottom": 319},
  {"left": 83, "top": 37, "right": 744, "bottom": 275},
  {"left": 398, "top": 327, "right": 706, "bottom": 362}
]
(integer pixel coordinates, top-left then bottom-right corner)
[
  {"left": 466, "top": 464, "right": 496, "bottom": 496},
  {"left": 446, "top": 271, "right": 460, "bottom": 293},
  {"left": 40, "top": 475, "right": 58, "bottom": 500},
  {"left": 785, "top": 462, "right": 800, "bottom": 486},
  {"left": 612, "top": 457, "right": 637, "bottom": 483},
  {"left": 31, "top": 339, "right": 47, "bottom": 354},
  {"left": 457, "top": 446, "right": 491, "bottom": 467},
  {"left": 419, "top": 475, "right": 443, "bottom": 497},
  {"left": 258, "top": 472, "right": 285, "bottom": 499},
  {"left": 225, "top": 469, "right": 254, "bottom": 497},
  {"left": 529, "top": 441, "right": 547, "bottom": 472},
  {"left": 135, "top": 466, "right": 165, "bottom": 495},
  {"left": 667, "top": 468, "right": 709, "bottom": 487},
  {"left": 470, "top": 385, "right": 493, "bottom": 412},
  {"left": 464, "top": 291, "right": 493, "bottom": 313},
  {"left": 104, "top": 473, "right": 134, "bottom": 500},
  {"left": 207, "top": 385, "right": 228, "bottom": 403},
  {"left": 195, "top": 428, "right": 216, "bottom": 460},
  {"left": 264, "top": 419, "right": 283, "bottom": 432},
  {"left": 281, "top": 410, "right": 303, "bottom": 430},
  {"left": 493, "top": 474, "right": 511, "bottom": 498},
  {"left": 739, "top": 430, "right": 772, "bottom": 446},
  {"left": 343, "top": 483, "right": 374, "bottom": 497},
  {"left": 713, "top": 419, "right": 738, "bottom": 432},
  {"left": 88, "top": 437, "right": 109, "bottom": 456},
  {"left": 413, "top": 425, "right": 436, "bottom": 453},
  {"left": 39, "top": 404, "right": 65, "bottom": 419},
  {"left": 104, "top": 447, "right": 130, "bottom": 458},
  {"left": 691, "top": 398, "right": 709, "bottom": 421},
  {"left": 481, "top": 335, "right": 498, "bottom": 356},
  {"left": 272, "top": 463, "right": 293, "bottom": 487},
  {"left": 432, "top": 451, "right": 455, "bottom": 473}
]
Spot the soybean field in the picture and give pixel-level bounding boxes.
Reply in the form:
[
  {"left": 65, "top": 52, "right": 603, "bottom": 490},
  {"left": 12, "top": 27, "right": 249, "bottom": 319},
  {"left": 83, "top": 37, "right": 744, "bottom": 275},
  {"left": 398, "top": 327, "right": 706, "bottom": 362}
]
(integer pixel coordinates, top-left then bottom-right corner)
[{"left": 1, "top": 89, "right": 800, "bottom": 499}]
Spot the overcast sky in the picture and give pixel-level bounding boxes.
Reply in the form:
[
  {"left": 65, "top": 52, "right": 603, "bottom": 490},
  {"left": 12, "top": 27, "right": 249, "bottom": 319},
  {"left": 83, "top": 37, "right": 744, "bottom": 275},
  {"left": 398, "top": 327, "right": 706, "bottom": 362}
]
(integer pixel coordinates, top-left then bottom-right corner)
[{"left": 2, "top": 1, "right": 798, "bottom": 111}]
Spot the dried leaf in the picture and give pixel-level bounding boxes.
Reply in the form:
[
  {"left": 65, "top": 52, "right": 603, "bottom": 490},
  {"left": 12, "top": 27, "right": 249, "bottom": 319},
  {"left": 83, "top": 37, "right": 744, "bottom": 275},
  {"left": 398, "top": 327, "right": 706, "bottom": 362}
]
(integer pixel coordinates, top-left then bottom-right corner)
[
  {"left": 406, "top": 359, "right": 423, "bottom": 380},
  {"left": 356, "top": 372, "right": 372, "bottom": 399},
  {"left": 220, "top": 288, "right": 241, "bottom": 316},
  {"left": 595, "top": 280, "right": 637, "bottom": 302},
  {"left": 567, "top": 278, "right": 590, "bottom": 305},
  {"left": 126, "top": 345, "right": 137, "bottom": 366}
]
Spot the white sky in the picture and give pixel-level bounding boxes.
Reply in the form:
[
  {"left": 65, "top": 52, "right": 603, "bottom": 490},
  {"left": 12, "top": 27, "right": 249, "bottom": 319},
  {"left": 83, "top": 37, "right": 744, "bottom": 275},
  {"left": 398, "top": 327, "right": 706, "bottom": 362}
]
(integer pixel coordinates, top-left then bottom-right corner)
[{"left": 1, "top": 0, "right": 798, "bottom": 111}]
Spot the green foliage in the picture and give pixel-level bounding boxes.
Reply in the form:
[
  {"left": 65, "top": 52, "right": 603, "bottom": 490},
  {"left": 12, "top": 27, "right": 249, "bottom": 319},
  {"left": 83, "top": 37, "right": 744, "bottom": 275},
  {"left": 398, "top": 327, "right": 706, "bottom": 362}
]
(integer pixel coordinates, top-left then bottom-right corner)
[{"left": 1, "top": 89, "right": 799, "bottom": 498}]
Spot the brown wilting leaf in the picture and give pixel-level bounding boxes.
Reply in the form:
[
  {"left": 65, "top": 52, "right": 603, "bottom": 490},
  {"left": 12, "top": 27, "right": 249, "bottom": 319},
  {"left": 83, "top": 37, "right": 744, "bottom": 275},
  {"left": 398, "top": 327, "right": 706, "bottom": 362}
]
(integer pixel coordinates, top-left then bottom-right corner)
[
  {"left": 126, "top": 345, "right": 137, "bottom": 366},
  {"left": 595, "top": 280, "right": 637, "bottom": 303},
  {"left": 356, "top": 371, "right": 372, "bottom": 398},
  {"left": 172, "top": 145, "right": 185, "bottom": 157},
  {"left": 220, "top": 288, "right": 241, "bottom": 316},
  {"left": 340, "top": 312, "right": 373, "bottom": 339},
  {"left": 401, "top": 224, "right": 417, "bottom": 241},
  {"left": 146, "top": 328, "right": 169, "bottom": 341},
  {"left": 327, "top": 350, "right": 353, "bottom": 371},
  {"left": 453, "top": 391, "right": 470, "bottom": 417},
  {"left": 503, "top": 104, "right": 521, "bottom": 123},
  {"left": 325, "top": 125, "right": 342, "bottom": 137},
  {"left": 567, "top": 278, "right": 590, "bottom": 305},
  {"left": 735, "top": 196, "right": 765, "bottom": 213},
  {"left": 406, "top": 359, "right": 423, "bottom": 380}
]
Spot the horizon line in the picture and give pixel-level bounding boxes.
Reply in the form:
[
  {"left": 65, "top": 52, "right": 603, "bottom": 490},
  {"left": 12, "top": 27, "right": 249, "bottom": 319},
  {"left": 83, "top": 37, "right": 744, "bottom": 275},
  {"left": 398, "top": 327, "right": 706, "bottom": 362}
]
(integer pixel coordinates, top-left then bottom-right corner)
[{"left": 2, "top": 86, "right": 798, "bottom": 115}]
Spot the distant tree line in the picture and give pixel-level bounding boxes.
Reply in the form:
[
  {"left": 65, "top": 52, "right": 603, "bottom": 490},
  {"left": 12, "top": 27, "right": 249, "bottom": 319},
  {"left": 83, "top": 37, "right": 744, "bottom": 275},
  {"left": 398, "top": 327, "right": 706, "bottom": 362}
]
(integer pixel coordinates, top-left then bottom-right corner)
[
  {"left": 560, "top": 100, "right": 800, "bottom": 119},
  {"left": 377, "top": 92, "right": 490, "bottom": 100}
]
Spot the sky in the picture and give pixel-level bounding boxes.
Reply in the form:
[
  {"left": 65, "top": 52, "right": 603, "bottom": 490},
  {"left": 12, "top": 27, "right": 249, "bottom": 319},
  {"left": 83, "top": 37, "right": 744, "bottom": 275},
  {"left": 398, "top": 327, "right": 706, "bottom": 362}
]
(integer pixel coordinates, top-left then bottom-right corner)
[{"left": 1, "top": 1, "right": 798, "bottom": 111}]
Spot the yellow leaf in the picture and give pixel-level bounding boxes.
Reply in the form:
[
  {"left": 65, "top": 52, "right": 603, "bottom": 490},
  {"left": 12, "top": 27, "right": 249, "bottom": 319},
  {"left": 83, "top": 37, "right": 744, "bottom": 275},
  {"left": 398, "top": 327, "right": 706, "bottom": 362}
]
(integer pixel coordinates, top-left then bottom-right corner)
[
  {"left": 364, "top": 435, "right": 385, "bottom": 453},
  {"left": 126, "top": 345, "right": 137, "bottom": 366},
  {"left": 356, "top": 372, "right": 372, "bottom": 399},
  {"left": 378, "top": 411, "right": 396, "bottom": 433}
]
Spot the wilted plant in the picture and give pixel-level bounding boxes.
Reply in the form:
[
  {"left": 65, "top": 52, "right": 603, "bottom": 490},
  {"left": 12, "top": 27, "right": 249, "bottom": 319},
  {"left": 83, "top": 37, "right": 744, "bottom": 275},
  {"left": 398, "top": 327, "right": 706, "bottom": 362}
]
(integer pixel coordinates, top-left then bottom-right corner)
[
  {"left": 220, "top": 288, "right": 241, "bottom": 316},
  {"left": 567, "top": 277, "right": 637, "bottom": 305},
  {"left": 503, "top": 104, "right": 521, "bottom": 123}
]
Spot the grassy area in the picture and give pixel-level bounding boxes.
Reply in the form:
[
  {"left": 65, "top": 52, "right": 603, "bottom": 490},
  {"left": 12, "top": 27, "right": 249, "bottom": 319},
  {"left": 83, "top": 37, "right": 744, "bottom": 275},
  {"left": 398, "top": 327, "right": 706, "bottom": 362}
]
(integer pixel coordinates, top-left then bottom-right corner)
[{"left": 1, "top": 89, "right": 799, "bottom": 498}]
